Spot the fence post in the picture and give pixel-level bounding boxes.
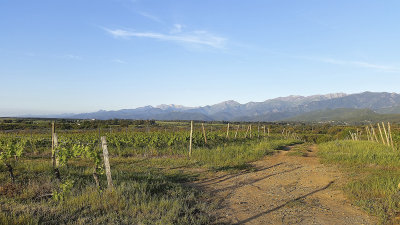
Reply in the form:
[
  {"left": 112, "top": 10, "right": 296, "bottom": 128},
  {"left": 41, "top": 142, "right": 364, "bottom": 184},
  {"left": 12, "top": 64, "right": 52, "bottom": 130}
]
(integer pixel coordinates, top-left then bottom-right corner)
[
  {"left": 226, "top": 123, "right": 230, "bottom": 139},
  {"left": 365, "top": 126, "right": 371, "bottom": 141},
  {"left": 388, "top": 122, "right": 394, "bottom": 149},
  {"left": 382, "top": 122, "right": 390, "bottom": 146},
  {"left": 189, "top": 121, "right": 193, "bottom": 157},
  {"left": 371, "top": 125, "right": 378, "bottom": 142},
  {"left": 202, "top": 123, "right": 207, "bottom": 144},
  {"left": 234, "top": 125, "right": 239, "bottom": 139},
  {"left": 54, "top": 133, "right": 59, "bottom": 167},
  {"left": 51, "top": 122, "right": 56, "bottom": 168},
  {"left": 377, "top": 123, "right": 386, "bottom": 145},
  {"left": 101, "top": 136, "right": 113, "bottom": 189},
  {"left": 249, "top": 125, "right": 252, "bottom": 138}
]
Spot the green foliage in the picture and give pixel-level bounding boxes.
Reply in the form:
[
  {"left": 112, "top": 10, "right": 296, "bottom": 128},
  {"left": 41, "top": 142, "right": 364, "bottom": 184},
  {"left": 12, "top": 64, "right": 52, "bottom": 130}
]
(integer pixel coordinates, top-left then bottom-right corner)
[
  {"left": 0, "top": 137, "right": 27, "bottom": 163},
  {"left": 53, "top": 179, "right": 75, "bottom": 202},
  {"left": 57, "top": 137, "right": 103, "bottom": 169}
]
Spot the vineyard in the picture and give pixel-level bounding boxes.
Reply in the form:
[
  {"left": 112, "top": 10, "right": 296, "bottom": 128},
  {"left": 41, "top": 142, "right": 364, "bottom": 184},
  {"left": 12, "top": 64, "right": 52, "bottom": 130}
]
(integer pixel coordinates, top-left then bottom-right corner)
[{"left": 1, "top": 119, "right": 400, "bottom": 224}]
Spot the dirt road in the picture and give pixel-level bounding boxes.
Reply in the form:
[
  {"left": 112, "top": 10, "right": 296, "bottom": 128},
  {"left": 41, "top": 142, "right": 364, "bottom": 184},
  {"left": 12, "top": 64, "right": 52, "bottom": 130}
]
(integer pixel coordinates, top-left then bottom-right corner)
[{"left": 196, "top": 145, "right": 374, "bottom": 225}]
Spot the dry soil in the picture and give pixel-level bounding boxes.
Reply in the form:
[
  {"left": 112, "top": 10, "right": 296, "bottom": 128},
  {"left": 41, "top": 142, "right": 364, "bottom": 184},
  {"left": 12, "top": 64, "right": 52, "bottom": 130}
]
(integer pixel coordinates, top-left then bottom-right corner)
[{"left": 196, "top": 144, "right": 375, "bottom": 225}]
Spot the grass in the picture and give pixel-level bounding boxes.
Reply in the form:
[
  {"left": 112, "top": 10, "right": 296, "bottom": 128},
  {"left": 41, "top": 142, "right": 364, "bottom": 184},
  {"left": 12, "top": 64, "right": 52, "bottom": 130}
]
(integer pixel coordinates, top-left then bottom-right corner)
[
  {"left": 0, "top": 158, "right": 212, "bottom": 225},
  {"left": 0, "top": 138, "right": 299, "bottom": 224},
  {"left": 286, "top": 143, "right": 312, "bottom": 157},
  {"left": 191, "top": 139, "right": 302, "bottom": 171},
  {"left": 318, "top": 140, "right": 400, "bottom": 224}
]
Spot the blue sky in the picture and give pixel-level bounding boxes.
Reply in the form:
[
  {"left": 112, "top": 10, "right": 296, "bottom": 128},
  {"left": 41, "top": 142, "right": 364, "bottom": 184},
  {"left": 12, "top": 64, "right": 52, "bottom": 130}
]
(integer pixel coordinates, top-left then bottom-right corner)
[{"left": 1, "top": 0, "right": 400, "bottom": 116}]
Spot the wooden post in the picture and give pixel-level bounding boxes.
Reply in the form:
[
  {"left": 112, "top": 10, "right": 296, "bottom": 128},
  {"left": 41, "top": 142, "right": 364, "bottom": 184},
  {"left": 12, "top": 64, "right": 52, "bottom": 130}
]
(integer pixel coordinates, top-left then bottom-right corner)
[
  {"left": 101, "top": 136, "right": 113, "bottom": 189},
  {"left": 263, "top": 126, "right": 266, "bottom": 136},
  {"left": 201, "top": 123, "right": 207, "bottom": 144},
  {"left": 189, "top": 121, "right": 193, "bottom": 157},
  {"left": 234, "top": 125, "right": 239, "bottom": 139},
  {"left": 249, "top": 125, "right": 252, "bottom": 138},
  {"left": 257, "top": 125, "right": 260, "bottom": 138},
  {"left": 93, "top": 128, "right": 101, "bottom": 187},
  {"left": 369, "top": 127, "right": 373, "bottom": 141},
  {"left": 367, "top": 126, "right": 373, "bottom": 141},
  {"left": 365, "top": 126, "right": 370, "bottom": 141},
  {"left": 377, "top": 123, "right": 386, "bottom": 145},
  {"left": 51, "top": 122, "right": 56, "bottom": 168},
  {"left": 349, "top": 131, "right": 354, "bottom": 141},
  {"left": 371, "top": 125, "right": 378, "bottom": 142},
  {"left": 244, "top": 125, "right": 249, "bottom": 138},
  {"left": 388, "top": 122, "right": 394, "bottom": 149},
  {"left": 54, "top": 133, "right": 59, "bottom": 167},
  {"left": 382, "top": 122, "right": 390, "bottom": 146},
  {"left": 226, "top": 123, "right": 230, "bottom": 139},
  {"left": 369, "top": 126, "right": 373, "bottom": 141}
]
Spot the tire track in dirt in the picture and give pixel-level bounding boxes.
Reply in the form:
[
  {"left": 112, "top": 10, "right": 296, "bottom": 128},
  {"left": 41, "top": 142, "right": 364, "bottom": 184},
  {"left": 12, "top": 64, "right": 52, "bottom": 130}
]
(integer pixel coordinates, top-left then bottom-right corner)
[{"left": 196, "top": 144, "right": 375, "bottom": 225}]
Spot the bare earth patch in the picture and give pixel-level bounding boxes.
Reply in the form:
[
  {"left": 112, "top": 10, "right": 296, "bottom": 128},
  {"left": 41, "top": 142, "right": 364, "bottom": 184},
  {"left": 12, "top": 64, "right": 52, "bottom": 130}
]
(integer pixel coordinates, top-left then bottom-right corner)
[{"left": 195, "top": 145, "right": 375, "bottom": 225}]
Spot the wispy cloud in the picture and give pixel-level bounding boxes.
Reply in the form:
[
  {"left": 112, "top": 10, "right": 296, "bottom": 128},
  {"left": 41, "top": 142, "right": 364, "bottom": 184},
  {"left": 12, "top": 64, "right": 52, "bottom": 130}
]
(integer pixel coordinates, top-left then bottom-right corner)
[
  {"left": 104, "top": 28, "right": 227, "bottom": 49},
  {"left": 138, "top": 12, "right": 163, "bottom": 23},
  {"left": 313, "top": 57, "right": 400, "bottom": 73}
]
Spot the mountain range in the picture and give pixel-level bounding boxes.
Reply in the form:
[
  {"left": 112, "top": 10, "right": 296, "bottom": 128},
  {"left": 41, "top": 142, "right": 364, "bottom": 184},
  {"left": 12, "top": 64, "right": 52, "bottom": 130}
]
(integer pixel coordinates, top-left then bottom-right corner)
[{"left": 28, "top": 92, "right": 400, "bottom": 122}]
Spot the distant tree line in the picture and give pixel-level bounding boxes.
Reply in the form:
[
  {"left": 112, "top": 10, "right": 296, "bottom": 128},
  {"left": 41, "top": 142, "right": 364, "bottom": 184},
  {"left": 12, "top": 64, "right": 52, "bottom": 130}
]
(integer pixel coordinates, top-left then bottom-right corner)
[{"left": 0, "top": 118, "right": 157, "bottom": 131}]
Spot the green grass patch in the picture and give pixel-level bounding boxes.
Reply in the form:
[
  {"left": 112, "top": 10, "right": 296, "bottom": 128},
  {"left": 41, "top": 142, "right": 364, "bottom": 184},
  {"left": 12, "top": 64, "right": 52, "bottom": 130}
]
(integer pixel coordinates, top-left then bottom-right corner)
[
  {"left": 191, "top": 139, "right": 302, "bottom": 171},
  {"left": 0, "top": 157, "right": 211, "bottom": 225},
  {"left": 286, "top": 143, "right": 311, "bottom": 157},
  {"left": 318, "top": 140, "right": 400, "bottom": 224},
  {"left": 0, "top": 138, "right": 299, "bottom": 224}
]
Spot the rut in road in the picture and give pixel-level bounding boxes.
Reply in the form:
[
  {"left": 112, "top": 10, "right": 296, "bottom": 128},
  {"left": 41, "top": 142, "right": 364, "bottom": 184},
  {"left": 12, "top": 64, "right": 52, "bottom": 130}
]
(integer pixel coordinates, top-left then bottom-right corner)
[{"left": 196, "top": 144, "right": 375, "bottom": 225}]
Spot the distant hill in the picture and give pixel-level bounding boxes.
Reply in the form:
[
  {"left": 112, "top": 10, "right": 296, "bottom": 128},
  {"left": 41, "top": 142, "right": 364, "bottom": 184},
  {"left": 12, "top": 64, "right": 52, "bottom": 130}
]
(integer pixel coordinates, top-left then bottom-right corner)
[
  {"left": 376, "top": 105, "right": 400, "bottom": 114},
  {"left": 285, "top": 108, "right": 400, "bottom": 123},
  {"left": 24, "top": 91, "right": 400, "bottom": 122}
]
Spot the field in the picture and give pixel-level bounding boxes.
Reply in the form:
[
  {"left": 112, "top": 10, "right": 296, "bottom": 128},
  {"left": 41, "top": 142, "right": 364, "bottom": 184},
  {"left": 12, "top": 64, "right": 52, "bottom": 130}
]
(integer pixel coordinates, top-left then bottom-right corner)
[
  {"left": 0, "top": 118, "right": 400, "bottom": 224},
  {"left": 318, "top": 141, "right": 400, "bottom": 223}
]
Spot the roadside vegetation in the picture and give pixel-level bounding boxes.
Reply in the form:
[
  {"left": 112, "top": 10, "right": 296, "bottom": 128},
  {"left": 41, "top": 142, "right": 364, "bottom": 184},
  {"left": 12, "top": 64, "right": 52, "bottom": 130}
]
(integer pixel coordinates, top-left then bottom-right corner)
[
  {"left": 319, "top": 140, "right": 400, "bottom": 224},
  {"left": 0, "top": 119, "right": 300, "bottom": 224}
]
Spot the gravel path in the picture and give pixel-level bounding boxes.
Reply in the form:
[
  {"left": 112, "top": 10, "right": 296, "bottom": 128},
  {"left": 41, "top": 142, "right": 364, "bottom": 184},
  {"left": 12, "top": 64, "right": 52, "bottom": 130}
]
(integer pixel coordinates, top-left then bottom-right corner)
[{"left": 196, "top": 145, "right": 375, "bottom": 225}]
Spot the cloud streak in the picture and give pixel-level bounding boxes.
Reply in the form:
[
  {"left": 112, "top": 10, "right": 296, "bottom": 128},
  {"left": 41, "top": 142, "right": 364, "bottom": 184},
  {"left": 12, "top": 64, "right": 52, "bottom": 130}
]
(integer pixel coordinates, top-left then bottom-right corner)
[
  {"left": 104, "top": 28, "right": 227, "bottom": 49},
  {"left": 138, "top": 12, "right": 163, "bottom": 23},
  {"left": 316, "top": 57, "right": 400, "bottom": 73}
]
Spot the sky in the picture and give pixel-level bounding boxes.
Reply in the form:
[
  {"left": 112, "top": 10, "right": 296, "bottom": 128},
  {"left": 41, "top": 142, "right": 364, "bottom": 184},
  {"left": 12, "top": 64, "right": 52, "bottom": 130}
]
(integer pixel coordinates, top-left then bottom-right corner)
[{"left": 1, "top": 0, "right": 400, "bottom": 116}]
